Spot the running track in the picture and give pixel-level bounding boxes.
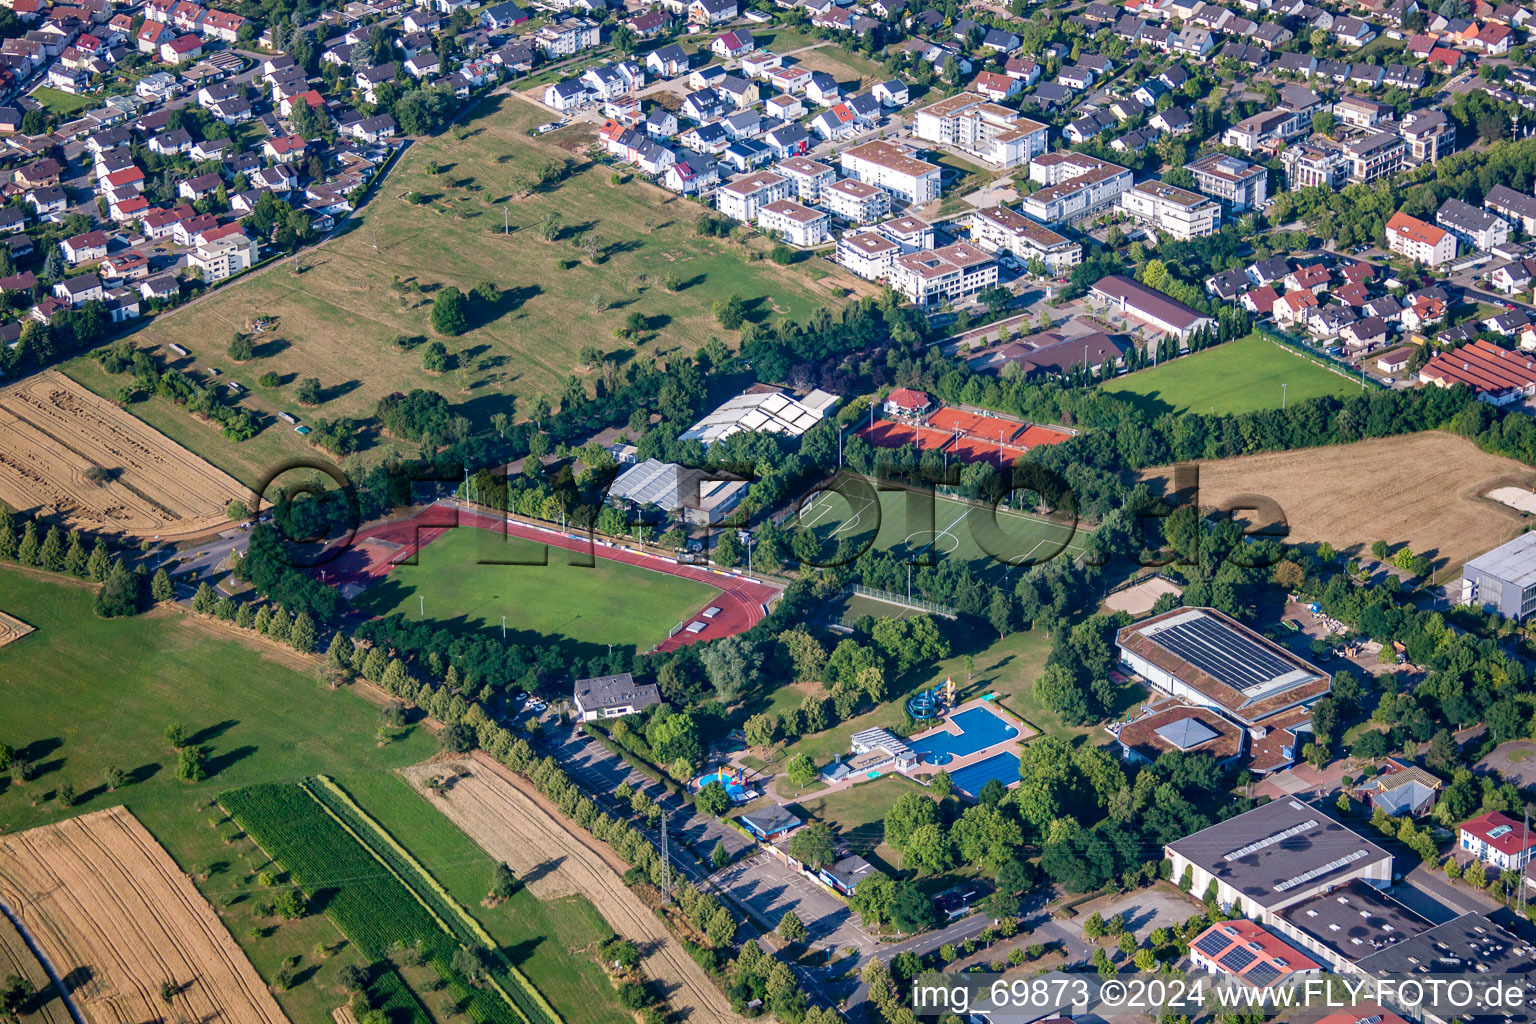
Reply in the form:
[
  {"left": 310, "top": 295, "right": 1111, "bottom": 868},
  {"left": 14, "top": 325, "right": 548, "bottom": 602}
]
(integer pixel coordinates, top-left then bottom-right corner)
[{"left": 313, "top": 502, "right": 782, "bottom": 652}]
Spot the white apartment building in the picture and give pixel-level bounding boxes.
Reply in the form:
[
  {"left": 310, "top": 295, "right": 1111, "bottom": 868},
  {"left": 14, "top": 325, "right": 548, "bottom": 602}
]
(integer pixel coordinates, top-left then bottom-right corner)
[
  {"left": 969, "top": 205, "right": 1081, "bottom": 271},
  {"left": 777, "top": 156, "right": 835, "bottom": 203},
  {"left": 188, "top": 231, "right": 258, "bottom": 282},
  {"left": 1385, "top": 211, "right": 1455, "bottom": 266},
  {"left": 717, "top": 170, "right": 789, "bottom": 221},
  {"left": 836, "top": 229, "right": 900, "bottom": 280},
  {"left": 1119, "top": 180, "right": 1221, "bottom": 240},
  {"left": 913, "top": 94, "right": 1048, "bottom": 169},
  {"left": 839, "top": 140, "right": 941, "bottom": 205},
  {"left": 1021, "top": 152, "right": 1132, "bottom": 226},
  {"left": 758, "top": 199, "right": 830, "bottom": 247},
  {"left": 888, "top": 241, "right": 997, "bottom": 308},
  {"left": 1344, "top": 131, "right": 1406, "bottom": 184},
  {"left": 1185, "top": 152, "right": 1267, "bottom": 212},
  {"left": 1281, "top": 142, "right": 1346, "bottom": 190},
  {"left": 821, "top": 178, "right": 889, "bottom": 224}
]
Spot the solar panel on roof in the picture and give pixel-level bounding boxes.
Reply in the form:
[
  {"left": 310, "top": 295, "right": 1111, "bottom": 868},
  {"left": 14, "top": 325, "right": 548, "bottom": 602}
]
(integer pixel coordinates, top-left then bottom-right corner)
[
  {"left": 1243, "top": 963, "right": 1281, "bottom": 988},
  {"left": 1193, "top": 932, "right": 1232, "bottom": 957},
  {"left": 1145, "top": 613, "right": 1307, "bottom": 696},
  {"left": 1218, "top": 946, "right": 1257, "bottom": 972}
]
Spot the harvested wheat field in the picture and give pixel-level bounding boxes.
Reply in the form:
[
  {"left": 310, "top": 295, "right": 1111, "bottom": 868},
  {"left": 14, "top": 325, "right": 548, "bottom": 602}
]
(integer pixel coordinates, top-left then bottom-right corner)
[
  {"left": 0, "top": 909, "right": 72, "bottom": 1024},
  {"left": 0, "top": 372, "right": 248, "bottom": 539},
  {"left": 401, "top": 756, "right": 750, "bottom": 1024},
  {"left": 0, "top": 610, "right": 34, "bottom": 648},
  {"left": 0, "top": 806, "right": 289, "bottom": 1024},
  {"left": 1138, "top": 431, "right": 1535, "bottom": 575}
]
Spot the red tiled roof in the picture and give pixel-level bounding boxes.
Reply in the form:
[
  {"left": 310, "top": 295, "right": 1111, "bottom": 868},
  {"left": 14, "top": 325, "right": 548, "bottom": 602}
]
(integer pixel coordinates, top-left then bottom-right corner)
[{"left": 1460, "top": 810, "right": 1536, "bottom": 855}]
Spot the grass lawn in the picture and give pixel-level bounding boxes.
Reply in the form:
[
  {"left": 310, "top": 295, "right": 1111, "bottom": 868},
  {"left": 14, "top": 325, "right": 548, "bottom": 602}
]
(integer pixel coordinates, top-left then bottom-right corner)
[
  {"left": 31, "top": 87, "right": 100, "bottom": 117},
  {"left": 68, "top": 92, "right": 865, "bottom": 488},
  {"left": 353, "top": 526, "right": 718, "bottom": 657},
  {"left": 1100, "top": 332, "right": 1368, "bottom": 417},
  {"left": 0, "top": 568, "right": 624, "bottom": 1024},
  {"left": 791, "top": 774, "right": 923, "bottom": 870}
]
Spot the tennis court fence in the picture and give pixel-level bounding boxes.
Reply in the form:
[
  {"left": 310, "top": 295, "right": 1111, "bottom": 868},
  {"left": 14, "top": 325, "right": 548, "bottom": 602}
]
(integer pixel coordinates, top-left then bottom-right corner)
[{"left": 847, "top": 584, "right": 957, "bottom": 619}]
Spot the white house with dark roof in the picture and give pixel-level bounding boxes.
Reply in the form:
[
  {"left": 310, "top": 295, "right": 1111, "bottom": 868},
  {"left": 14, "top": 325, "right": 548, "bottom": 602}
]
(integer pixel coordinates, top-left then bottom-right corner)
[{"left": 573, "top": 672, "right": 662, "bottom": 722}]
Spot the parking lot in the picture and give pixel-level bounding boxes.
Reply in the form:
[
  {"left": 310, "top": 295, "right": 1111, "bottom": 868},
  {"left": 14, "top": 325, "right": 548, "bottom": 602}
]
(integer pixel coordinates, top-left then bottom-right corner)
[
  {"left": 1076, "top": 883, "right": 1202, "bottom": 941},
  {"left": 712, "top": 851, "right": 877, "bottom": 954}
]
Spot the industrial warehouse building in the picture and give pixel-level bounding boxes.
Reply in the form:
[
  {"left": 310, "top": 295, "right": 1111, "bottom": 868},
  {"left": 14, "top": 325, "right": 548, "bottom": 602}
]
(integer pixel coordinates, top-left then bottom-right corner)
[
  {"left": 1461, "top": 532, "right": 1536, "bottom": 620},
  {"left": 1165, "top": 798, "right": 1393, "bottom": 924}
]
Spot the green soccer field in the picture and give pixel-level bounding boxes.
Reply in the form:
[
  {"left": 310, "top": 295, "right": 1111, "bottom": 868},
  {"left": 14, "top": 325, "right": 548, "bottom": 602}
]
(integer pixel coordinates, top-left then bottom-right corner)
[
  {"left": 353, "top": 526, "right": 718, "bottom": 654},
  {"left": 795, "top": 483, "right": 1088, "bottom": 579},
  {"left": 1100, "top": 332, "right": 1369, "bottom": 417}
]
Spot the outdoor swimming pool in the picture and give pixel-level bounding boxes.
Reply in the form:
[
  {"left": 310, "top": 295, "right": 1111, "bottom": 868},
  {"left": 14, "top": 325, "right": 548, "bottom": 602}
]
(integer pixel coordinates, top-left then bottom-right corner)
[
  {"left": 912, "top": 707, "right": 1019, "bottom": 764},
  {"left": 948, "top": 751, "right": 1021, "bottom": 797},
  {"left": 695, "top": 769, "right": 748, "bottom": 801}
]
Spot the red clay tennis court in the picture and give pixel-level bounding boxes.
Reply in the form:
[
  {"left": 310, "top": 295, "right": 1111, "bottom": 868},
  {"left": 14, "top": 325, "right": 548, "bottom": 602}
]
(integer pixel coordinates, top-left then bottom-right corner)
[
  {"left": 858, "top": 420, "right": 954, "bottom": 451},
  {"left": 945, "top": 434, "right": 1032, "bottom": 467},
  {"left": 927, "top": 407, "right": 1025, "bottom": 443},
  {"left": 1016, "top": 425, "right": 1072, "bottom": 447}
]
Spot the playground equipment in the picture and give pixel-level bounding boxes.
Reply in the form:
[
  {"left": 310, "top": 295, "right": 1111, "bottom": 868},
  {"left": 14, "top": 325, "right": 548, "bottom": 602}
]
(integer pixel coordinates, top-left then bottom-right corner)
[
  {"left": 694, "top": 766, "right": 750, "bottom": 803},
  {"left": 906, "top": 677, "right": 955, "bottom": 720}
]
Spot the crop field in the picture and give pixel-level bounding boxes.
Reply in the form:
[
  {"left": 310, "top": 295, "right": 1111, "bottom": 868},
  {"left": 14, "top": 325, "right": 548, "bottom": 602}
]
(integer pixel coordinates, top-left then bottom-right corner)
[
  {"left": 0, "top": 610, "right": 33, "bottom": 648},
  {"left": 0, "top": 910, "right": 69, "bottom": 1024},
  {"left": 0, "top": 568, "right": 623, "bottom": 1024},
  {"left": 796, "top": 480, "right": 1089, "bottom": 580},
  {"left": 1137, "top": 431, "right": 1533, "bottom": 576},
  {"left": 352, "top": 523, "right": 718, "bottom": 655},
  {"left": 400, "top": 756, "right": 750, "bottom": 1024},
  {"left": 220, "top": 781, "right": 547, "bottom": 1024},
  {"left": 1100, "top": 333, "right": 1367, "bottom": 417},
  {"left": 0, "top": 371, "right": 248, "bottom": 537},
  {"left": 71, "top": 93, "right": 864, "bottom": 486},
  {"left": 0, "top": 807, "right": 287, "bottom": 1024}
]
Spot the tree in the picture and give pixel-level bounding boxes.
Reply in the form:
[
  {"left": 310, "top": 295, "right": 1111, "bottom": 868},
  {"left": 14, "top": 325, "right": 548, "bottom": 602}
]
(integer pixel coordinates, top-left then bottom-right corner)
[
  {"left": 289, "top": 611, "right": 317, "bottom": 653},
  {"left": 884, "top": 792, "right": 940, "bottom": 856},
  {"left": 711, "top": 842, "right": 729, "bottom": 870},
  {"left": 103, "top": 765, "right": 126, "bottom": 791},
  {"left": 295, "top": 377, "right": 322, "bottom": 405},
  {"left": 696, "top": 780, "right": 731, "bottom": 816},
  {"left": 175, "top": 745, "right": 208, "bottom": 782},
  {"left": 165, "top": 722, "right": 189, "bottom": 749},
  {"left": 228, "top": 333, "right": 254, "bottom": 361},
  {"left": 905, "top": 823, "right": 953, "bottom": 874},
  {"left": 1, "top": 975, "right": 33, "bottom": 1019},
  {"left": 95, "top": 559, "right": 141, "bottom": 618},
  {"left": 431, "top": 287, "right": 469, "bottom": 336},
  {"left": 778, "top": 910, "right": 807, "bottom": 944},
  {"left": 743, "top": 712, "right": 777, "bottom": 748},
  {"left": 712, "top": 295, "right": 746, "bottom": 330},
  {"left": 787, "top": 821, "right": 836, "bottom": 869},
  {"left": 699, "top": 635, "right": 760, "bottom": 702},
  {"left": 887, "top": 880, "right": 935, "bottom": 934},
  {"left": 151, "top": 568, "right": 174, "bottom": 602},
  {"left": 713, "top": 529, "right": 743, "bottom": 568},
  {"left": 785, "top": 753, "right": 818, "bottom": 791}
]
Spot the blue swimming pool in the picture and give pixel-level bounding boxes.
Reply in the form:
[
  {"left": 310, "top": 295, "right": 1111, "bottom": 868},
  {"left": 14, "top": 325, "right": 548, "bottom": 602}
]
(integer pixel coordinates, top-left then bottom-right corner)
[
  {"left": 912, "top": 707, "right": 1019, "bottom": 764},
  {"left": 947, "top": 751, "right": 1021, "bottom": 797}
]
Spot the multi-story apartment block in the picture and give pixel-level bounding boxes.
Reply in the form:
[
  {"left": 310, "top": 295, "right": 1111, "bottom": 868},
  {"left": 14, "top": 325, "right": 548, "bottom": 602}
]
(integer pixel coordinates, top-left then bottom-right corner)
[
  {"left": 839, "top": 141, "right": 941, "bottom": 204},
  {"left": 1020, "top": 152, "right": 1132, "bottom": 226},
  {"left": 1118, "top": 181, "right": 1221, "bottom": 240},
  {"left": 776, "top": 157, "right": 836, "bottom": 203},
  {"left": 536, "top": 16, "right": 599, "bottom": 57},
  {"left": 1400, "top": 109, "right": 1454, "bottom": 165},
  {"left": 836, "top": 229, "right": 900, "bottom": 280},
  {"left": 717, "top": 170, "right": 789, "bottom": 221},
  {"left": 1221, "top": 108, "right": 1305, "bottom": 153},
  {"left": 1436, "top": 197, "right": 1509, "bottom": 251},
  {"left": 1282, "top": 141, "right": 1347, "bottom": 190},
  {"left": 1385, "top": 211, "right": 1456, "bottom": 266},
  {"left": 969, "top": 205, "right": 1081, "bottom": 271},
  {"left": 758, "top": 199, "right": 830, "bottom": 247},
  {"left": 913, "top": 94, "right": 1049, "bottom": 169},
  {"left": 1344, "top": 131, "right": 1406, "bottom": 183},
  {"left": 821, "top": 178, "right": 889, "bottom": 224},
  {"left": 1185, "top": 152, "right": 1268, "bottom": 212},
  {"left": 888, "top": 241, "right": 998, "bottom": 308}
]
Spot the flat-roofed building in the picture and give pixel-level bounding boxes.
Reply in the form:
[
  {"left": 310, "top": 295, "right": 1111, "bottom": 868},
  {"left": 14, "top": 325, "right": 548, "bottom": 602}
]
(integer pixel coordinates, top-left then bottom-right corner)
[
  {"left": 878, "top": 214, "right": 934, "bottom": 251},
  {"left": 1400, "top": 108, "right": 1454, "bottom": 165},
  {"left": 717, "top": 170, "right": 789, "bottom": 221},
  {"left": 1275, "top": 879, "right": 1432, "bottom": 972},
  {"left": 1021, "top": 152, "right": 1132, "bottom": 225},
  {"left": 1461, "top": 532, "right": 1536, "bottom": 618},
  {"left": 1353, "top": 914, "right": 1532, "bottom": 1024},
  {"left": 1344, "top": 131, "right": 1405, "bottom": 183},
  {"left": 1222, "top": 108, "right": 1305, "bottom": 153},
  {"left": 1111, "top": 701, "right": 1244, "bottom": 766},
  {"left": 820, "top": 178, "right": 889, "bottom": 224},
  {"left": 758, "top": 198, "right": 830, "bottom": 246},
  {"left": 1185, "top": 152, "right": 1268, "bottom": 211},
  {"left": 839, "top": 140, "right": 940, "bottom": 204},
  {"left": 913, "top": 93, "right": 1048, "bottom": 169},
  {"left": 1089, "top": 275, "right": 1216, "bottom": 340},
  {"left": 1119, "top": 180, "right": 1221, "bottom": 240},
  {"left": 969, "top": 205, "right": 1081, "bottom": 270},
  {"left": 836, "top": 229, "right": 900, "bottom": 279},
  {"left": 776, "top": 156, "right": 835, "bottom": 202},
  {"left": 1282, "top": 141, "right": 1347, "bottom": 190},
  {"left": 1116, "top": 606, "right": 1331, "bottom": 725},
  {"left": 888, "top": 241, "right": 997, "bottom": 308},
  {"left": 1165, "top": 798, "right": 1393, "bottom": 924}
]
